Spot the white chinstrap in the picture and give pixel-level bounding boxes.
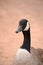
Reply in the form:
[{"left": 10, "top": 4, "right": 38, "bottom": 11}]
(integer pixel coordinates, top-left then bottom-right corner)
[{"left": 24, "top": 22, "right": 30, "bottom": 31}]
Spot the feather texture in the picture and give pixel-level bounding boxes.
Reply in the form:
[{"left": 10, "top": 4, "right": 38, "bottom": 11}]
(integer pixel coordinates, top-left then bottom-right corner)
[{"left": 13, "top": 48, "right": 41, "bottom": 65}]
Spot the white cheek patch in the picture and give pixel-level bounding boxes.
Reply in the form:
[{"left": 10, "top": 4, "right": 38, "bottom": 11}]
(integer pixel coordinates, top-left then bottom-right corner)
[{"left": 24, "top": 22, "right": 30, "bottom": 31}]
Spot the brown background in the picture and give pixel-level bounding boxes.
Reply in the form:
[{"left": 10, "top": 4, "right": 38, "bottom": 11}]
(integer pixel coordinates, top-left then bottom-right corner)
[{"left": 0, "top": 0, "right": 43, "bottom": 65}]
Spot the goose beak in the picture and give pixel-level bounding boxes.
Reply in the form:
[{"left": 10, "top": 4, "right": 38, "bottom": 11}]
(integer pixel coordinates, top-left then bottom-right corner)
[{"left": 16, "top": 26, "right": 23, "bottom": 33}]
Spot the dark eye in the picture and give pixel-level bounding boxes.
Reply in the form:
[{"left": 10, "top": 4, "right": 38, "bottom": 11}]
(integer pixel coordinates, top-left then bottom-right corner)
[{"left": 22, "top": 24, "right": 26, "bottom": 29}]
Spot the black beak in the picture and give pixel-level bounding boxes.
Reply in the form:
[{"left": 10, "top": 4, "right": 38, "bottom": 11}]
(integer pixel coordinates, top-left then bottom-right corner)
[{"left": 16, "top": 26, "right": 23, "bottom": 33}]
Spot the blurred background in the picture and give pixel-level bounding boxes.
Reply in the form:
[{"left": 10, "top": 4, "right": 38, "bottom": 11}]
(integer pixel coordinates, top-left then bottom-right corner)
[{"left": 0, "top": 0, "right": 43, "bottom": 65}]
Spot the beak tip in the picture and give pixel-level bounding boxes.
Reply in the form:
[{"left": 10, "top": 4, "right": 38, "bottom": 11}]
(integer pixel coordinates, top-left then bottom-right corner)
[
  {"left": 16, "top": 26, "right": 22, "bottom": 33},
  {"left": 16, "top": 31, "right": 18, "bottom": 33}
]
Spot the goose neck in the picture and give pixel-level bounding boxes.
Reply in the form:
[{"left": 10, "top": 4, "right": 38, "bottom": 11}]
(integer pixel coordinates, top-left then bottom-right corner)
[{"left": 21, "top": 28, "right": 31, "bottom": 52}]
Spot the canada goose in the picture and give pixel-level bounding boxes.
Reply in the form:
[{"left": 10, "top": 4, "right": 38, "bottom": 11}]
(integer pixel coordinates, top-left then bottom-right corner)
[{"left": 13, "top": 19, "right": 41, "bottom": 65}]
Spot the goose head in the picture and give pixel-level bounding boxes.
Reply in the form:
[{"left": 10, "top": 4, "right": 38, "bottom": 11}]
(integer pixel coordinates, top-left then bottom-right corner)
[{"left": 16, "top": 19, "right": 30, "bottom": 33}]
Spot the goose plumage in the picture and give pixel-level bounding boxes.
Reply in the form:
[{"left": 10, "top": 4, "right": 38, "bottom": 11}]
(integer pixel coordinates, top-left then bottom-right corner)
[{"left": 13, "top": 19, "right": 41, "bottom": 65}]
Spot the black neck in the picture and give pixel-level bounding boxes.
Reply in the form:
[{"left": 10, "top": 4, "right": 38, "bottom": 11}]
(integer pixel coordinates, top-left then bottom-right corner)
[{"left": 20, "top": 28, "right": 31, "bottom": 52}]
